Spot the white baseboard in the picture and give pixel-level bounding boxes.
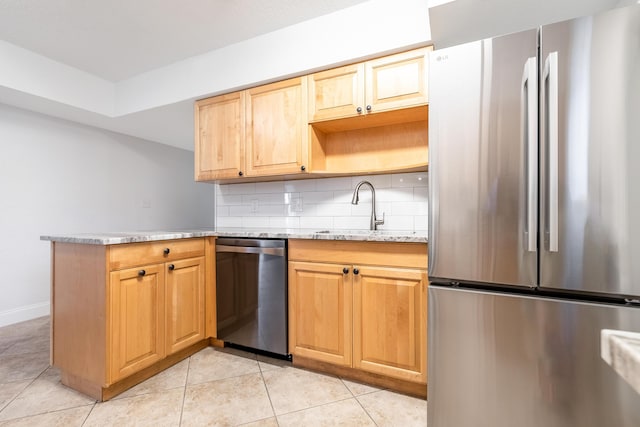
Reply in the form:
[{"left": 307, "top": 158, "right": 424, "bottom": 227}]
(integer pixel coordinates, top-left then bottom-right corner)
[{"left": 0, "top": 302, "right": 50, "bottom": 328}]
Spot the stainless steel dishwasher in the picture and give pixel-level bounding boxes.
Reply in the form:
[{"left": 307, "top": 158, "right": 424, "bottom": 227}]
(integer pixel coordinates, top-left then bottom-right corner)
[{"left": 215, "top": 238, "right": 288, "bottom": 357}]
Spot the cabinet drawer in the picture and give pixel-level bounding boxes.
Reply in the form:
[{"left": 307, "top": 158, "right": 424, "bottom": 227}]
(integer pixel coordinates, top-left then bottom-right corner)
[
  {"left": 109, "top": 239, "right": 205, "bottom": 271},
  {"left": 288, "top": 239, "right": 427, "bottom": 269}
]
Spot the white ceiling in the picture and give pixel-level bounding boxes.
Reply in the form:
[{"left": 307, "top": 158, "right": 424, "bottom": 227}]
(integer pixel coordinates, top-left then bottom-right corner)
[
  {"left": 0, "top": 0, "right": 431, "bottom": 151},
  {"left": 1, "top": 0, "right": 632, "bottom": 152},
  {"left": 0, "top": 0, "right": 371, "bottom": 82}
]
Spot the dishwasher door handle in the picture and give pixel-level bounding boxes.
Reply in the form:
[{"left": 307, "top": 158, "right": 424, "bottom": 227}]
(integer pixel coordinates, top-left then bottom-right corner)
[{"left": 216, "top": 245, "right": 285, "bottom": 257}]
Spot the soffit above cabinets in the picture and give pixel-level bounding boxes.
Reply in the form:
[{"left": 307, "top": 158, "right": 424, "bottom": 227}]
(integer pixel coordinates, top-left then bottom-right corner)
[{"left": 0, "top": 0, "right": 432, "bottom": 151}]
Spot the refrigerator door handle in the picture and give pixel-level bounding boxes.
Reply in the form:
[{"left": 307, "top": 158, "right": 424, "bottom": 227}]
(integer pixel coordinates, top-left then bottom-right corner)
[
  {"left": 521, "top": 57, "right": 538, "bottom": 252},
  {"left": 544, "top": 52, "right": 559, "bottom": 252}
]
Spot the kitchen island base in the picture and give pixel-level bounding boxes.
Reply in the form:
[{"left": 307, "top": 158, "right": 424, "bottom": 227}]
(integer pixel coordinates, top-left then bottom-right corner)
[
  {"left": 61, "top": 340, "right": 208, "bottom": 401},
  {"left": 50, "top": 237, "right": 214, "bottom": 401}
]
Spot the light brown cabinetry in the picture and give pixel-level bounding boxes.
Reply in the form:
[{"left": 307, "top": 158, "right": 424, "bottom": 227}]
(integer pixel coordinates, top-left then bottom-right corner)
[
  {"left": 195, "top": 77, "right": 308, "bottom": 181},
  {"left": 194, "top": 92, "right": 244, "bottom": 180},
  {"left": 109, "top": 264, "right": 166, "bottom": 382},
  {"left": 288, "top": 261, "right": 353, "bottom": 367},
  {"left": 308, "top": 47, "right": 431, "bottom": 175},
  {"left": 194, "top": 46, "right": 432, "bottom": 182},
  {"left": 164, "top": 256, "right": 206, "bottom": 355},
  {"left": 245, "top": 78, "right": 308, "bottom": 176},
  {"left": 308, "top": 47, "right": 431, "bottom": 121},
  {"left": 288, "top": 240, "right": 427, "bottom": 396},
  {"left": 352, "top": 265, "right": 426, "bottom": 383},
  {"left": 51, "top": 238, "right": 214, "bottom": 400}
]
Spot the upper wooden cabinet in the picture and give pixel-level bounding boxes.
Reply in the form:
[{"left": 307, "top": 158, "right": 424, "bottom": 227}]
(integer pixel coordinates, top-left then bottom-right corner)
[
  {"left": 245, "top": 78, "right": 308, "bottom": 176},
  {"left": 194, "top": 46, "right": 432, "bottom": 181},
  {"left": 195, "top": 77, "right": 308, "bottom": 181},
  {"left": 308, "top": 47, "right": 431, "bottom": 122},
  {"left": 194, "top": 92, "right": 244, "bottom": 181},
  {"left": 308, "top": 63, "right": 363, "bottom": 122},
  {"left": 308, "top": 47, "right": 431, "bottom": 175}
]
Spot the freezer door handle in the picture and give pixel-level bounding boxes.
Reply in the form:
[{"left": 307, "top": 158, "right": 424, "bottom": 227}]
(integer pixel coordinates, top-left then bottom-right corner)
[
  {"left": 522, "top": 57, "right": 538, "bottom": 252},
  {"left": 544, "top": 52, "right": 559, "bottom": 252}
]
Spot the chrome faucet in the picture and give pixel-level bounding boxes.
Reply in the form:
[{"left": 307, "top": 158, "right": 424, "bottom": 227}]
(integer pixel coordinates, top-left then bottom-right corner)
[{"left": 351, "top": 180, "right": 385, "bottom": 230}]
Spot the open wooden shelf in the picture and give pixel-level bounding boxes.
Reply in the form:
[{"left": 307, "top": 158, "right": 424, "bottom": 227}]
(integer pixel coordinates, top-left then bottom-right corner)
[{"left": 309, "top": 106, "right": 428, "bottom": 174}]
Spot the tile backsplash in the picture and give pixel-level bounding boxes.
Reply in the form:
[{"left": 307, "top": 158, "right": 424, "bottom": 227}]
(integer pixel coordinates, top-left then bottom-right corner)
[{"left": 215, "top": 172, "right": 428, "bottom": 232}]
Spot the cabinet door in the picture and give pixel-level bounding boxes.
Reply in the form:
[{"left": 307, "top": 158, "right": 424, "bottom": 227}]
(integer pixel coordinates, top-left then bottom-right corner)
[
  {"left": 308, "top": 63, "right": 365, "bottom": 121},
  {"left": 365, "top": 47, "right": 430, "bottom": 114},
  {"left": 353, "top": 266, "right": 427, "bottom": 383},
  {"left": 166, "top": 257, "right": 205, "bottom": 355},
  {"left": 245, "top": 77, "right": 308, "bottom": 176},
  {"left": 288, "top": 261, "right": 352, "bottom": 366},
  {"left": 109, "top": 264, "right": 165, "bottom": 382},
  {"left": 194, "top": 92, "right": 245, "bottom": 180}
]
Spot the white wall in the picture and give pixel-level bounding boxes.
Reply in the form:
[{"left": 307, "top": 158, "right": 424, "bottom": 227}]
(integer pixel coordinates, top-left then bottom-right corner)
[
  {"left": 117, "top": 0, "right": 431, "bottom": 114},
  {"left": 0, "top": 103, "right": 215, "bottom": 327},
  {"left": 216, "top": 172, "right": 428, "bottom": 232}
]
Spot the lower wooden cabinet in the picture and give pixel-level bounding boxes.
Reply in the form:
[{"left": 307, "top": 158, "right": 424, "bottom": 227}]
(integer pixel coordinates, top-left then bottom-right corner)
[
  {"left": 289, "top": 262, "right": 353, "bottom": 367},
  {"left": 109, "top": 256, "right": 206, "bottom": 383},
  {"left": 288, "top": 240, "right": 428, "bottom": 389},
  {"left": 51, "top": 238, "right": 214, "bottom": 400},
  {"left": 109, "top": 264, "right": 166, "bottom": 382},
  {"left": 353, "top": 265, "right": 426, "bottom": 383},
  {"left": 165, "top": 257, "right": 206, "bottom": 355}
]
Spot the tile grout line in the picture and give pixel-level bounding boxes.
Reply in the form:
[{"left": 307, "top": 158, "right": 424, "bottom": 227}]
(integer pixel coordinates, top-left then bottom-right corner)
[
  {"left": 353, "top": 393, "right": 381, "bottom": 427},
  {"left": 340, "top": 378, "right": 357, "bottom": 398},
  {"left": 0, "top": 362, "right": 47, "bottom": 417},
  {"left": 177, "top": 356, "right": 192, "bottom": 427},
  {"left": 273, "top": 396, "right": 366, "bottom": 421},
  {"left": 339, "top": 379, "right": 386, "bottom": 427},
  {"left": 1, "top": 319, "right": 423, "bottom": 426},
  {"left": 80, "top": 402, "right": 97, "bottom": 427},
  {"left": 257, "top": 358, "right": 280, "bottom": 426}
]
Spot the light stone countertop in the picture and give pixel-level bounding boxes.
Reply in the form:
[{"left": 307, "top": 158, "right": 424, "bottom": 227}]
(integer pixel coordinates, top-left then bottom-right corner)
[
  {"left": 601, "top": 329, "right": 640, "bottom": 395},
  {"left": 40, "top": 227, "right": 427, "bottom": 245}
]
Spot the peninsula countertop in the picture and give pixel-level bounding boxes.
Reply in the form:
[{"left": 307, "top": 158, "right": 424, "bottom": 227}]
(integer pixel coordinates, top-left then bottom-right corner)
[{"left": 40, "top": 228, "right": 428, "bottom": 245}]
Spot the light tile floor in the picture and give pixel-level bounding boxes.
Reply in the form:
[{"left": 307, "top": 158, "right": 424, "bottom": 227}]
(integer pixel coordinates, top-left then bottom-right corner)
[{"left": 0, "top": 317, "right": 427, "bottom": 426}]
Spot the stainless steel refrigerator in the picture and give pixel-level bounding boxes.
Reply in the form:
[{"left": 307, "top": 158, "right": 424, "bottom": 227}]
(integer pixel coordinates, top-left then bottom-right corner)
[{"left": 427, "top": 4, "right": 640, "bottom": 426}]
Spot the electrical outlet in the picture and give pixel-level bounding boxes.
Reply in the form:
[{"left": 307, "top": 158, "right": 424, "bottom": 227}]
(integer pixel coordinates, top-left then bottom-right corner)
[{"left": 291, "top": 195, "right": 303, "bottom": 213}]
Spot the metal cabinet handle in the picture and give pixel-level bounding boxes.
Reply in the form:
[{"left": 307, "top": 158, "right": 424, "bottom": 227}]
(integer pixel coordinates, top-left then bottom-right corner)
[
  {"left": 168, "top": 264, "right": 175, "bottom": 271},
  {"left": 353, "top": 268, "right": 359, "bottom": 275},
  {"left": 163, "top": 248, "right": 170, "bottom": 255},
  {"left": 138, "top": 270, "right": 146, "bottom": 276},
  {"left": 366, "top": 105, "right": 372, "bottom": 112},
  {"left": 356, "top": 106, "right": 362, "bottom": 113},
  {"left": 238, "top": 171, "right": 243, "bottom": 176},
  {"left": 301, "top": 165, "right": 306, "bottom": 171},
  {"left": 343, "top": 267, "right": 349, "bottom": 274}
]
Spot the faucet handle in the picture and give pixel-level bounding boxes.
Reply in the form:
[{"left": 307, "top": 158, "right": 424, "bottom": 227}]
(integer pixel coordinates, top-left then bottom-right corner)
[{"left": 375, "top": 212, "right": 385, "bottom": 227}]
